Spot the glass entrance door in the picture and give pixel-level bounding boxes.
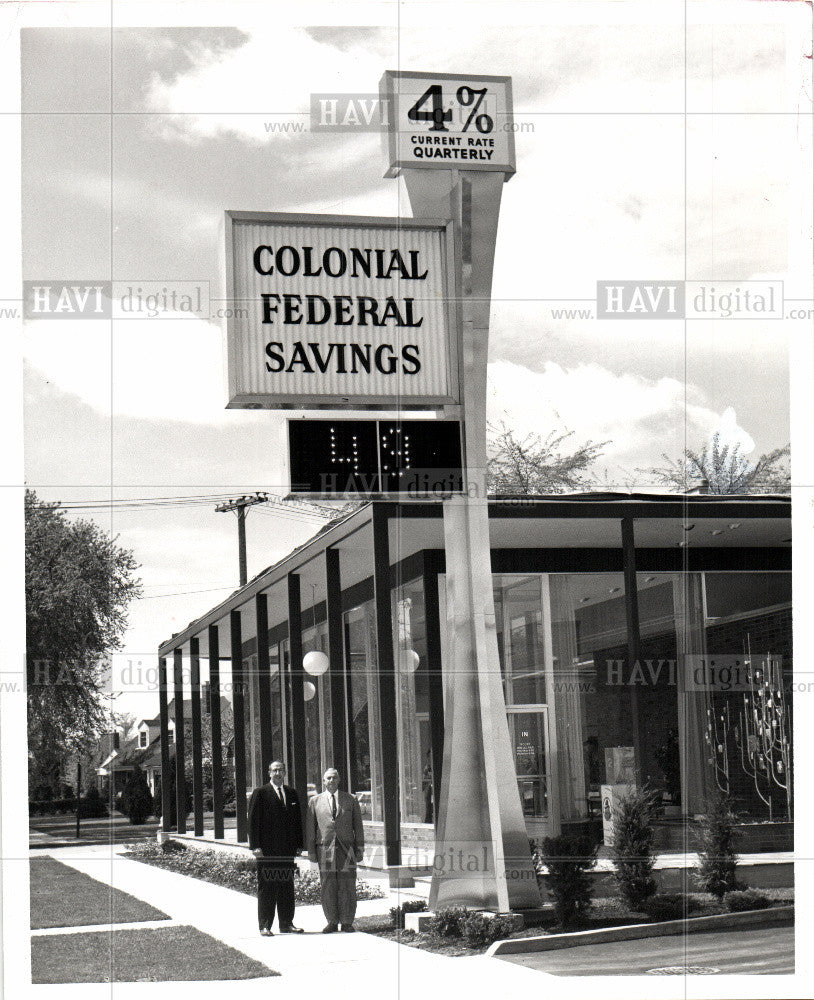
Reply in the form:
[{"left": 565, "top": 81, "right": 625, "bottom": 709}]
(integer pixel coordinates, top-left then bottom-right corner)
[{"left": 507, "top": 707, "right": 554, "bottom": 839}]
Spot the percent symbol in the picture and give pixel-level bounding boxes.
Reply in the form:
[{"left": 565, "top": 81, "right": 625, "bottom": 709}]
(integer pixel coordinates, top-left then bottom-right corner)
[{"left": 456, "top": 86, "right": 494, "bottom": 134}]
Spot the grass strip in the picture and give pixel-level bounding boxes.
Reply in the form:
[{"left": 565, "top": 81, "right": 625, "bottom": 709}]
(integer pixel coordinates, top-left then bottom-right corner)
[
  {"left": 31, "top": 924, "right": 277, "bottom": 982},
  {"left": 30, "top": 857, "right": 169, "bottom": 929}
]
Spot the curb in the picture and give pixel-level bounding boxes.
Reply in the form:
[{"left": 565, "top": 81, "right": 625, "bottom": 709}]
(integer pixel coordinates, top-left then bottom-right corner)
[{"left": 486, "top": 905, "right": 795, "bottom": 957}]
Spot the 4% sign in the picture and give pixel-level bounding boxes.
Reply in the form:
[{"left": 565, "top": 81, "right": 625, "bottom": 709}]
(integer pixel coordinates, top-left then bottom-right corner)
[{"left": 407, "top": 83, "right": 494, "bottom": 134}]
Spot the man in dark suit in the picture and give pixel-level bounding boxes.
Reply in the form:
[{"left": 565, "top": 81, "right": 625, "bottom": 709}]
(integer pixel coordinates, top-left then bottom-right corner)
[
  {"left": 248, "top": 760, "right": 304, "bottom": 936},
  {"left": 306, "top": 767, "right": 365, "bottom": 933}
]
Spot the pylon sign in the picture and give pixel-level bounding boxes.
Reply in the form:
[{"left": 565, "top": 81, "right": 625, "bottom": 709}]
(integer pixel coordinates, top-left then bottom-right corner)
[
  {"left": 223, "top": 211, "right": 458, "bottom": 409},
  {"left": 380, "top": 71, "right": 515, "bottom": 178}
]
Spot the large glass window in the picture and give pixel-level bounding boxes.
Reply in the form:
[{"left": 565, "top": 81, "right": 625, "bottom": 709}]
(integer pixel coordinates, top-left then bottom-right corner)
[
  {"left": 494, "top": 576, "right": 547, "bottom": 706},
  {"left": 393, "top": 578, "right": 433, "bottom": 828},
  {"left": 344, "top": 602, "right": 383, "bottom": 822},
  {"left": 302, "top": 621, "right": 332, "bottom": 796}
]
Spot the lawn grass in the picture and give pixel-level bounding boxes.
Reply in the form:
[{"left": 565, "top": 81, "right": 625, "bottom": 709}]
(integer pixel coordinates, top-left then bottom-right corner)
[
  {"left": 31, "top": 924, "right": 278, "bottom": 982},
  {"left": 30, "top": 857, "right": 169, "bottom": 929}
]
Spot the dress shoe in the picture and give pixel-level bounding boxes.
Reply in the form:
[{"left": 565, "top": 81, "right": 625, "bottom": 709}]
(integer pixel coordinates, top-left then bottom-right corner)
[
  {"left": 279, "top": 925, "right": 304, "bottom": 934},
  {"left": 259, "top": 928, "right": 273, "bottom": 937},
  {"left": 341, "top": 924, "right": 355, "bottom": 933},
  {"left": 322, "top": 923, "right": 339, "bottom": 933}
]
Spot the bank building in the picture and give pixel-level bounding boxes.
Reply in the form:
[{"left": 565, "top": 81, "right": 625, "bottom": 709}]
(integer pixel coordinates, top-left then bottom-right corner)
[{"left": 155, "top": 491, "right": 792, "bottom": 892}]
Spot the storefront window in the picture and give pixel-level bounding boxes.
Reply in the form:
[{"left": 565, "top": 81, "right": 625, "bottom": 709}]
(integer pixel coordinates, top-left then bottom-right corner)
[
  {"left": 392, "top": 578, "right": 433, "bottom": 828},
  {"left": 345, "top": 603, "right": 383, "bottom": 822},
  {"left": 494, "top": 576, "right": 546, "bottom": 705},
  {"left": 302, "top": 621, "right": 332, "bottom": 796}
]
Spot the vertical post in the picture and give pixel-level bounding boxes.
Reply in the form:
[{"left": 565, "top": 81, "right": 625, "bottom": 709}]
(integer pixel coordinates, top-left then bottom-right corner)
[
  {"left": 325, "top": 547, "right": 347, "bottom": 772},
  {"left": 405, "top": 168, "right": 540, "bottom": 911},
  {"left": 621, "top": 517, "right": 645, "bottom": 773},
  {"left": 158, "top": 654, "right": 172, "bottom": 833},
  {"left": 286, "top": 573, "right": 308, "bottom": 808},
  {"left": 173, "top": 648, "right": 187, "bottom": 834},
  {"left": 75, "top": 758, "right": 81, "bottom": 839},
  {"left": 237, "top": 507, "right": 248, "bottom": 587},
  {"left": 372, "top": 504, "right": 401, "bottom": 868},
  {"left": 190, "top": 637, "right": 204, "bottom": 837},
  {"left": 230, "top": 610, "right": 249, "bottom": 842},
  {"left": 255, "top": 593, "right": 274, "bottom": 774},
  {"left": 208, "top": 625, "right": 225, "bottom": 840},
  {"left": 423, "top": 551, "right": 445, "bottom": 824}
]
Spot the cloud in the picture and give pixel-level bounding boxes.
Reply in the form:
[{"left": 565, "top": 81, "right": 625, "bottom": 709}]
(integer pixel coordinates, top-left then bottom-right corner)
[
  {"left": 486, "top": 359, "right": 757, "bottom": 481},
  {"left": 23, "top": 314, "right": 261, "bottom": 425}
]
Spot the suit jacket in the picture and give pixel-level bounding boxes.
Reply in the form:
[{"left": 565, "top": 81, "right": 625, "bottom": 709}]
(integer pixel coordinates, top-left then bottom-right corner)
[
  {"left": 306, "top": 790, "right": 364, "bottom": 870},
  {"left": 248, "top": 783, "right": 303, "bottom": 858}
]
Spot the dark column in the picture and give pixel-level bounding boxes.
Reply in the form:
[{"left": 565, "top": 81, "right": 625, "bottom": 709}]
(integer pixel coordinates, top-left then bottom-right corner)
[
  {"left": 325, "top": 548, "right": 347, "bottom": 773},
  {"left": 621, "top": 517, "right": 645, "bottom": 774},
  {"left": 286, "top": 573, "right": 308, "bottom": 808},
  {"left": 208, "top": 624, "right": 225, "bottom": 840},
  {"left": 255, "top": 593, "right": 273, "bottom": 775},
  {"left": 190, "top": 637, "right": 204, "bottom": 836},
  {"left": 173, "top": 648, "right": 187, "bottom": 834},
  {"left": 230, "top": 609, "right": 249, "bottom": 842},
  {"left": 157, "top": 655, "right": 172, "bottom": 833},
  {"left": 422, "top": 551, "right": 445, "bottom": 824},
  {"left": 372, "top": 503, "right": 400, "bottom": 867}
]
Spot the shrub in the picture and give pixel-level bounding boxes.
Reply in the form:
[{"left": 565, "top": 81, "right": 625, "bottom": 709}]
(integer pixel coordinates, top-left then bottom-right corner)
[
  {"left": 121, "top": 767, "right": 153, "bottom": 824},
  {"left": 694, "top": 795, "right": 739, "bottom": 898},
  {"left": 724, "top": 889, "right": 771, "bottom": 912},
  {"left": 537, "top": 835, "right": 597, "bottom": 929},
  {"left": 78, "top": 786, "right": 109, "bottom": 819},
  {"left": 641, "top": 893, "right": 701, "bottom": 922},
  {"left": 389, "top": 899, "right": 428, "bottom": 929},
  {"left": 612, "top": 786, "right": 658, "bottom": 910},
  {"left": 461, "top": 912, "right": 517, "bottom": 948},
  {"left": 428, "top": 906, "right": 469, "bottom": 938},
  {"left": 122, "top": 842, "right": 385, "bottom": 903}
]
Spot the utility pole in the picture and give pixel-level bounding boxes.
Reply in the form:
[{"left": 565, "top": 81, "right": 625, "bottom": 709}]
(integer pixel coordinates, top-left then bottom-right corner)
[{"left": 215, "top": 494, "right": 268, "bottom": 586}]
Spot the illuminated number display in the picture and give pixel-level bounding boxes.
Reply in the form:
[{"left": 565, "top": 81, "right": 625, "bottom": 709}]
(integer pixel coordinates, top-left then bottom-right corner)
[{"left": 288, "top": 420, "right": 463, "bottom": 496}]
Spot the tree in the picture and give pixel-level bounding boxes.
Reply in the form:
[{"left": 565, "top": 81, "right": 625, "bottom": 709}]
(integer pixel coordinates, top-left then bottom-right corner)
[
  {"left": 25, "top": 490, "right": 142, "bottom": 791},
  {"left": 645, "top": 433, "right": 790, "bottom": 495},
  {"left": 487, "top": 421, "right": 608, "bottom": 495},
  {"left": 120, "top": 765, "right": 154, "bottom": 825}
]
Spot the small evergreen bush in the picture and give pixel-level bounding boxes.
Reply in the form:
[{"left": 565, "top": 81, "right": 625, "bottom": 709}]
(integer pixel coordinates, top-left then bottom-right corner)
[
  {"left": 538, "top": 835, "right": 597, "bottom": 928},
  {"left": 724, "top": 889, "right": 771, "bottom": 912},
  {"left": 611, "top": 786, "right": 658, "bottom": 910},
  {"left": 694, "top": 795, "right": 739, "bottom": 898},
  {"left": 78, "top": 785, "right": 109, "bottom": 818},
  {"left": 460, "top": 912, "right": 517, "bottom": 947},
  {"left": 428, "top": 906, "right": 469, "bottom": 937},
  {"left": 389, "top": 899, "right": 428, "bottom": 928},
  {"left": 641, "top": 893, "right": 701, "bottom": 922},
  {"left": 121, "top": 766, "right": 153, "bottom": 824}
]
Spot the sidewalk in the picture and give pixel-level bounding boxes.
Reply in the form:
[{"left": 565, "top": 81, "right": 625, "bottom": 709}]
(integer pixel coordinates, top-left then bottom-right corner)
[{"left": 38, "top": 844, "right": 544, "bottom": 995}]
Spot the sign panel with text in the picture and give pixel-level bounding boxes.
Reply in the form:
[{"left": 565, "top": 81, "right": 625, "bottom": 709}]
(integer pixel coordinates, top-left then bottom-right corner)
[
  {"left": 224, "top": 212, "right": 458, "bottom": 409},
  {"left": 380, "top": 70, "right": 515, "bottom": 178}
]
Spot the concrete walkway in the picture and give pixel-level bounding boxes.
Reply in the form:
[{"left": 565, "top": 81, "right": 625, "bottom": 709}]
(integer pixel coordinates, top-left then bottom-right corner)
[{"left": 37, "top": 845, "right": 544, "bottom": 994}]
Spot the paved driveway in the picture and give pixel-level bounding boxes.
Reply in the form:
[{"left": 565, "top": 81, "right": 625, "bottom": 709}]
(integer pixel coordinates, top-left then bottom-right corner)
[{"left": 499, "top": 925, "right": 794, "bottom": 976}]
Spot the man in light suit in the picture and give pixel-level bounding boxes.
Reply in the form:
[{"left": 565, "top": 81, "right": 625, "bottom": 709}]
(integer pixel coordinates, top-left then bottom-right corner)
[
  {"left": 306, "top": 768, "right": 365, "bottom": 933},
  {"left": 248, "top": 760, "right": 304, "bottom": 936}
]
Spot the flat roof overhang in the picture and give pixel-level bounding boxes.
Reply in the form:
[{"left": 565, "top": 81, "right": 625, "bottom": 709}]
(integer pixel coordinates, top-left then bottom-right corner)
[{"left": 158, "top": 493, "right": 790, "bottom": 656}]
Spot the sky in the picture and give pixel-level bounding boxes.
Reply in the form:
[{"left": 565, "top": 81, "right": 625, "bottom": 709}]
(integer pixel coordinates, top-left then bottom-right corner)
[{"left": 17, "top": 12, "right": 810, "bottom": 725}]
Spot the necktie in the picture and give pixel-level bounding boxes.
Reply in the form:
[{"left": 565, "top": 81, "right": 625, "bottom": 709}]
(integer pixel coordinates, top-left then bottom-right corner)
[
  {"left": 276, "top": 786, "right": 285, "bottom": 807},
  {"left": 330, "top": 794, "right": 337, "bottom": 819}
]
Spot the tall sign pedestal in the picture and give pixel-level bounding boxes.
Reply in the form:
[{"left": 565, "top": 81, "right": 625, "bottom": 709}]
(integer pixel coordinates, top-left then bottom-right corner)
[{"left": 404, "top": 168, "right": 541, "bottom": 911}]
